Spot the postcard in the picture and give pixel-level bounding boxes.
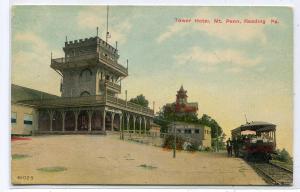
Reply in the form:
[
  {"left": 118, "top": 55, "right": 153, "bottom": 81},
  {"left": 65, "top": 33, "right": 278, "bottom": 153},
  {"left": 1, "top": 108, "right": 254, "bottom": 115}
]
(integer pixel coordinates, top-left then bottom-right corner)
[{"left": 11, "top": 5, "right": 293, "bottom": 185}]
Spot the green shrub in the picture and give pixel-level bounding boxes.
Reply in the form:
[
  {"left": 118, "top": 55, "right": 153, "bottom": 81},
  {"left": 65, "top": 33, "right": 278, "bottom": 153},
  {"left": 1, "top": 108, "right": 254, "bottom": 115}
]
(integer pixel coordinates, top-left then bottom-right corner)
[
  {"left": 204, "top": 147, "right": 212, "bottom": 152},
  {"left": 273, "top": 148, "right": 293, "bottom": 163},
  {"left": 163, "top": 135, "right": 185, "bottom": 150}
]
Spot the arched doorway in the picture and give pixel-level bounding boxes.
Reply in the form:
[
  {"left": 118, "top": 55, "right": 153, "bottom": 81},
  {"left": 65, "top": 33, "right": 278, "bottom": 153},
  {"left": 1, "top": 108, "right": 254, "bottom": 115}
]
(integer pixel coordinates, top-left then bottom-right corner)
[
  {"left": 129, "top": 115, "right": 134, "bottom": 133},
  {"left": 78, "top": 110, "right": 89, "bottom": 131},
  {"left": 65, "top": 111, "right": 75, "bottom": 131},
  {"left": 105, "top": 112, "right": 112, "bottom": 131},
  {"left": 52, "top": 111, "right": 62, "bottom": 131},
  {"left": 38, "top": 111, "right": 50, "bottom": 131},
  {"left": 135, "top": 116, "right": 140, "bottom": 134},
  {"left": 91, "top": 110, "right": 102, "bottom": 131},
  {"left": 113, "top": 113, "right": 121, "bottom": 131}
]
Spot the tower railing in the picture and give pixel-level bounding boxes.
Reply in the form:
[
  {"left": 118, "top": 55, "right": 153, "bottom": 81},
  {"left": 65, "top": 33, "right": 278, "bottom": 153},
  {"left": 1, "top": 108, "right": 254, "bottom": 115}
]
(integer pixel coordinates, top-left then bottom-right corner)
[
  {"left": 99, "top": 55, "right": 128, "bottom": 75},
  {"left": 100, "top": 80, "right": 121, "bottom": 93},
  {"left": 51, "top": 53, "right": 98, "bottom": 65},
  {"left": 51, "top": 52, "right": 128, "bottom": 75}
]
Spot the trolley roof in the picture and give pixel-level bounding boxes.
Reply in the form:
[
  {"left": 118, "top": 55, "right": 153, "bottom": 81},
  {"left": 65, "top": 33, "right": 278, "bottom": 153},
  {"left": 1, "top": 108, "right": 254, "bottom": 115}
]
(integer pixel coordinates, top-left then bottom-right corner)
[{"left": 231, "top": 121, "right": 276, "bottom": 136}]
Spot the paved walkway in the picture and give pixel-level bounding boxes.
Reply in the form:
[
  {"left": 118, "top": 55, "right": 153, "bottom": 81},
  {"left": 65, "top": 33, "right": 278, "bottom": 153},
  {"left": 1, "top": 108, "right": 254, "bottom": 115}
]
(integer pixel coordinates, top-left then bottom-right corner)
[{"left": 11, "top": 135, "right": 266, "bottom": 185}]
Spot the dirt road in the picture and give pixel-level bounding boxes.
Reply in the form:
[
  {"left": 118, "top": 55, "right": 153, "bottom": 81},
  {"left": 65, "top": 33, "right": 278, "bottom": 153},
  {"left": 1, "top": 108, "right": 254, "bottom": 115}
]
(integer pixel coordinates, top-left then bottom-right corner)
[{"left": 11, "top": 135, "right": 266, "bottom": 185}]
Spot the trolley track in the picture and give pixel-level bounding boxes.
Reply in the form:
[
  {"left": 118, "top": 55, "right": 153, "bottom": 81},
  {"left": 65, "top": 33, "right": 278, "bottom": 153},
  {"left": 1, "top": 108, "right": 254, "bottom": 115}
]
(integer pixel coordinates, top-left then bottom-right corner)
[{"left": 249, "top": 161, "right": 293, "bottom": 185}]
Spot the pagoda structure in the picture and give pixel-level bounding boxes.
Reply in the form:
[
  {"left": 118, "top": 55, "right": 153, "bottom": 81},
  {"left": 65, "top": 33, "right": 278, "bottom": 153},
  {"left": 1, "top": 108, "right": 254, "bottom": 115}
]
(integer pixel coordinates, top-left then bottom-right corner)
[{"left": 165, "top": 86, "right": 198, "bottom": 116}]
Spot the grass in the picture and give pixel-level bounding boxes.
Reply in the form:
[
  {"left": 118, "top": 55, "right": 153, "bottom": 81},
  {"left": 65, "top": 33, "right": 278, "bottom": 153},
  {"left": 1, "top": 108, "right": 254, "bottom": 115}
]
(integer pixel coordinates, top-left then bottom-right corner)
[
  {"left": 12, "top": 154, "right": 30, "bottom": 160},
  {"left": 37, "top": 166, "right": 67, "bottom": 173},
  {"left": 138, "top": 164, "right": 157, "bottom": 170}
]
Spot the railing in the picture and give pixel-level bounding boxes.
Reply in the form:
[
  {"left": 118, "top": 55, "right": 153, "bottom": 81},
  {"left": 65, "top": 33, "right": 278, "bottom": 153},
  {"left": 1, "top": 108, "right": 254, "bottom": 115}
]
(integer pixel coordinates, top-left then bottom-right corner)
[
  {"left": 100, "top": 80, "right": 121, "bottom": 93},
  {"left": 106, "top": 95, "right": 154, "bottom": 115},
  {"left": 51, "top": 53, "right": 98, "bottom": 65},
  {"left": 19, "top": 94, "right": 154, "bottom": 116},
  {"left": 20, "top": 95, "right": 105, "bottom": 107},
  {"left": 51, "top": 57, "right": 65, "bottom": 64},
  {"left": 99, "top": 54, "right": 128, "bottom": 75},
  {"left": 51, "top": 53, "right": 128, "bottom": 76}
]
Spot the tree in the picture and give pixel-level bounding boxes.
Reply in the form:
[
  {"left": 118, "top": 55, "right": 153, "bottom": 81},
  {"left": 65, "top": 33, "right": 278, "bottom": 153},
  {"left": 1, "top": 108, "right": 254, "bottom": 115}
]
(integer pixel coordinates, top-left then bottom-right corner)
[
  {"left": 198, "top": 114, "right": 223, "bottom": 138},
  {"left": 129, "top": 94, "right": 149, "bottom": 108}
]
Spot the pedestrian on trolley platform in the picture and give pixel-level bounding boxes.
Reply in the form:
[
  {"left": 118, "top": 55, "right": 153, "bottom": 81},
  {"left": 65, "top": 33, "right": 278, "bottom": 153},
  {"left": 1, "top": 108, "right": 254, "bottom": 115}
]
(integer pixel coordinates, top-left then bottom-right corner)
[{"left": 226, "top": 138, "right": 233, "bottom": 157}]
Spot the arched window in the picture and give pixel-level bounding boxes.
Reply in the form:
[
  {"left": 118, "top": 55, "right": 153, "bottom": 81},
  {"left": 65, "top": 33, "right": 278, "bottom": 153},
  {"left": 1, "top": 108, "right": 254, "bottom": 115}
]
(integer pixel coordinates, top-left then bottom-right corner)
[
  {"left": 80, "top": 68, "right": 92, "bottom": 82},
  {"left": 80, "top": 91, "right": 90, "bottom": 96}
]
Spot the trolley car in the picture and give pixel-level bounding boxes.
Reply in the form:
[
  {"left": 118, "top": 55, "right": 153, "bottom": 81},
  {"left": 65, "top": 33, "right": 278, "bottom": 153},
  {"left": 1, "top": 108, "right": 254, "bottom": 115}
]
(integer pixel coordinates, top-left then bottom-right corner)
[{"left": 231, "top": 121, "right": 277, "bottom": 161}]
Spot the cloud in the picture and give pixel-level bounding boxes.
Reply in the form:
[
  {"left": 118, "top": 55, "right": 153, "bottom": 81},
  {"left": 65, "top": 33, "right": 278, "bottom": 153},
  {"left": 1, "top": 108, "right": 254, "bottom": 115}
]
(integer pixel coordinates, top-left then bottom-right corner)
[
  {"left": 12, "top": 32, "right": 61, "bottom": 94},
  {"left": 174, "top": 46, "right": 262, "bottom": 73},
  {"left": 157, "top": 7, "right": 267, "bottom": 44},
  {"left": 77, "top": 7, "right": 132, "bottom": 44},
  {"left": 14, "top": 32, "right": 49, "bottom": 51},
  {"left": 156, "top": 22, "right": 185, "bottom": 43}
]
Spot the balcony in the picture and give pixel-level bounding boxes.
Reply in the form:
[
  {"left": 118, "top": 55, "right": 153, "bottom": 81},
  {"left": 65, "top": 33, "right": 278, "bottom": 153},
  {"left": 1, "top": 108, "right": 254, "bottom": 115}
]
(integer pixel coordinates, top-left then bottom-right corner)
[
  {"left": 51, "top": 53, "right": 98, "bottom": 70},
  {"left": 19, "top": 95, "right": 105, "bottom": 108},
  {"left": 98, "top": 54, "right": 128, "bottom": 76},
  {"left": 100, "top": 80, "right": 121, "bottom": 94},
  {"left": 18, "top": 95, "right": 154, "bottom": 117},
  {"left": 51, "top": 53, "right": 128, "bottom": 77}
]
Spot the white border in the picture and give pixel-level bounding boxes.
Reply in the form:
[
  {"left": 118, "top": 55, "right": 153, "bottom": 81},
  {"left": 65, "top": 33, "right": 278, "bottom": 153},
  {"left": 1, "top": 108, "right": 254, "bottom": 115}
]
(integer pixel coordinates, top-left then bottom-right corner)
[{"left": 1, "top": 0, "right": 299, "bottom": 191}]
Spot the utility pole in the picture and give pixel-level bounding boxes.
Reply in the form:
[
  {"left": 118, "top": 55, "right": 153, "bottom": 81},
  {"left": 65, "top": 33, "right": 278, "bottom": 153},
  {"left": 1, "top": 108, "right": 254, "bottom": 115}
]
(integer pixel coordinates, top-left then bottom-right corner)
[
  {"left": 120, "top": 116, "right": 124, "bottom": 140},
  {"left": 216, "top": 127, "right": 219, "bottom": 152},
  {"left": 125, "top": 90, "right": 127, "bottom": 106},
  {"left": 173, "top": 121, "right": 176, "bottom": 158}
]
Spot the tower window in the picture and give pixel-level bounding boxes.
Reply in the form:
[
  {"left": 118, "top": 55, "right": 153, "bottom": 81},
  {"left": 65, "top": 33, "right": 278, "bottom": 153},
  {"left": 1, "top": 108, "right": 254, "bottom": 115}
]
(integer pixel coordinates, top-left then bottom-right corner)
[{"left": 80, "top": 68, "right": 92, "bottom": 82}]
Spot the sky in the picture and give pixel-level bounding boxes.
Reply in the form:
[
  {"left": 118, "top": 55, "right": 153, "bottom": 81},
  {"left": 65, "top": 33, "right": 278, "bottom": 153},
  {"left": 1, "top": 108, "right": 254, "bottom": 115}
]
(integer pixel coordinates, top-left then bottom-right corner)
[{"left": 11, "top": 6, "right": 293, "bottom": 154}]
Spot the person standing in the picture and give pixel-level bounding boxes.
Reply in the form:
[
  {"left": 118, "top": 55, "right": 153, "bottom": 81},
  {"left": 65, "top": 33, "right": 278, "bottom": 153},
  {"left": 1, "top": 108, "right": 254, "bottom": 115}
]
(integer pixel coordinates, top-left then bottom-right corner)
[{"left": 226, "top": 138, "right": 233, "bottom": 157}]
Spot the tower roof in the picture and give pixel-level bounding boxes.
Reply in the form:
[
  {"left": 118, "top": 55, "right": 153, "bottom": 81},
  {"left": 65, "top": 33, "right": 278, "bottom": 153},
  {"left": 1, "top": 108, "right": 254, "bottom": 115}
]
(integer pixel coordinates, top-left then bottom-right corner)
[
  {"left": 177, "top": 85, "right": 187, "bottom": 97},
  {"left": 179, "top": 85, "right": 185, "bottom": 92}
]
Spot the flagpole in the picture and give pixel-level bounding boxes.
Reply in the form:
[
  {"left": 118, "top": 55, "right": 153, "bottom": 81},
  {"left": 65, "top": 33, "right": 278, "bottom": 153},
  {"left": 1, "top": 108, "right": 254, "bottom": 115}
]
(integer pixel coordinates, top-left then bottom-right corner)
[{"left": 106, "top": 5, "right": 109, "bottom": 43}]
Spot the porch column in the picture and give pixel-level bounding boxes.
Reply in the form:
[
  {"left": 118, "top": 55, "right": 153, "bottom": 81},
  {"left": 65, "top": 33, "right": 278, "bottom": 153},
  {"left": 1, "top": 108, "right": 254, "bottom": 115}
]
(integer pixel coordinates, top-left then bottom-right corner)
[
  {"left": 62, "top": 111, "right": 66, "bottom": 132},
  {"left": 88, "top": 110, "right": 93, "bottom": 132},
  {"left": 133, "top": 115, "right": 136, "bottom": 133},
  {"left": 139, "top": 117, "right": 142, "bottom": 135},
  {"left": 274, "top": 131, "right": 276, "bottom": 147},
  {"left": 74, "top": 111, "right": 79, "bottom": 131},
  {"left": 48, "top": 110, "right": 54, "bottom": 132},
  {"left": 120, "top": 114, "right": 123, "bottom": 140},
  {"left": 102, "top": 110, "right": 106, "bottom": 131},
  {"left": 111, "top": 113, "right": 115, "bottom": 131},
  {"left": 126, "top": 114, "right": 130, "bottom": 133},
  {"left": 119, "top": 114, "right": 123, "bottom": 132},
  {"left": 144, "top": 117, "right": 147, "bottom": 136},
  {"left": 34, "top": 110, "right": 39, "bottom": 132}
]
